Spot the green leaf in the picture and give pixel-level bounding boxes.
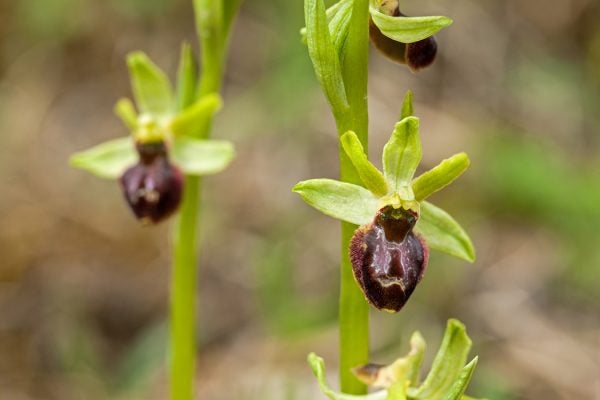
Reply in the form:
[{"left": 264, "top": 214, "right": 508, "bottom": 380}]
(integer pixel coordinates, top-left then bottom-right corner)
[
  {"left": 341, "top": 131, "right": 388, "bottom": 196},
  {"left": 414, "top": 201, "right": 475, "bottom": 262},
  {"left": 69, "top": 137, "right": 136, "bottom": 179},
  {"left": 304, "top": 0, "right": 349, "bottom": 120},
  {"left": 369, "top": 6, "right": 453, "bottom": 44},
  {"left": 222, "top": 0, "right": 243, "bottom": 37},
  {"left": 308, "top": 353, "right": 388, "bottom": 400},
  {"left": 412, "top": 320, "right": 472, "bottom": 400},
  {"left": 300, "top": 0, "right": 352, "bottom": 49},
  {"left": 293, "top": 179, "right": 379, "bottom": 226},
  {"left": 328, "top": 0, "right": 353, "bottom": 60},
  {"left": 383, "top": 116, "right": 422, "bottom": 193},
  {"left": 400, "top": 90, "right": 413, "bottom": 119},
  {"left": 193, "top": 0, "right": 226, "bottom": 95},
  {"left": 176, "top": 43, "right": 198, "bottom": 111},
  {"left": 169, "top": 93, "right": 223, "bottom": 138},
  {"left": 412, "top": 153, "right": 470, "bottom": 201},
  {"left": 114, "top": 98, "right": 138, "bottom": 131},
  {"left": 127, "top": 51, "right": 174, "bottom": 116},
  {"left": 441, "top": 357, "right": 478, "bottom": 400},
  {"left": 172, "top": 136, "right": 234, "bottom": 176}
]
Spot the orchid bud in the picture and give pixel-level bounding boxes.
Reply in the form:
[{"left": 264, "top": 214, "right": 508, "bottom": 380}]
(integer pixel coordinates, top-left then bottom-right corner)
[
  {"left": 349, "top": 206, "right": 428, "bottom": 312},
  {"left": 369, "top": 5, "right": 439, "bottom": 71},
  {"left": 119, "top": 141, "right": 183, "bottom": 224}
]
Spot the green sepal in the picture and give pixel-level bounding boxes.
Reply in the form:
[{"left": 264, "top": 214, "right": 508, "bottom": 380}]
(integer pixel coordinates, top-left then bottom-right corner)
[
  {"left": 169, "top": 94, "right": 223, "bottom": 138},
  {"left": 308, "top": 353, "right": 388, "bottom": 400},
  {"left": 441, "top": 357, "right": 478, "bottom": 400},
  {"left": 414, "top": 201, "right": 475, "bottom": 262},
  {"left": 176, "top": 43, "right": 198, "bottom": 111},
  {"left": 114, "top": 98, "right": 138, "bottom": 131},
  {"left": 412, "top": 153, "right": 470, "bottom": 201},
  {"left": 293, "top": 179, "right": 379, "bottom": 226},
  {"left": 304, "top": 0, "right": 350, "bottom": 121},
  {"left": 387, "top": 382, "right": 408, "bottom": 400},
  {"left": 401, "top": 90, "right": 414, "bottom": 119},
  {"left": 369, "top": 6, "right": 453, "bottom": 44},
  {"left": 354, "top": 331, "right": 426, "bottom": 389},
  {"left": 341, "top": 131, "right": 388, "bottom": 197},
  {"left": 171, "top": 136, "right": 234, "bottom": 176},
  {"left": 383, "top": 116, "right": 422, "bottom": 194},
  {"left": 69, "top": 137, "right": 136, "bottom": 180},
  {"left": 412, "top": 320, "right": 472, "bottom": 400},
  {"left": 127, "top": 52, "right": 175, "bottom": 117},
  {"left": 70, "top": 135, "right": 234, "bottom": 179}
]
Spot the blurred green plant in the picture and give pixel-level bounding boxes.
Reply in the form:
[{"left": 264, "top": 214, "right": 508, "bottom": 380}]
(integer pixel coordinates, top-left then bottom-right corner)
[{"left": 69, "top": 0, "right": 242, "bottom": 399}]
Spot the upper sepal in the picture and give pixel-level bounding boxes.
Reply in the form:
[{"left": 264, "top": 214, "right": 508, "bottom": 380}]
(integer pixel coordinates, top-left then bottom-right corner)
[{"left": 127, "top": 51, "right": 175, "bottom": 117}]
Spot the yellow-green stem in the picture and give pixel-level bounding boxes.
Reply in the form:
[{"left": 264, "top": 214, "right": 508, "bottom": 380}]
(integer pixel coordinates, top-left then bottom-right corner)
[
  {"left": 170, "top": 177, "right": 201, "bottom": 400},
  {"left": 335, "top": 0, "right": 370, "bottom": 393},
  {"left": 169, "top": 0, "right": 236, "bottom": 398}
]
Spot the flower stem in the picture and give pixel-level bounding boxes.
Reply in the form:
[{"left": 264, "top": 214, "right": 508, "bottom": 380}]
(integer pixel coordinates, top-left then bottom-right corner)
[
  {"left": 335, "top": 0, "right": 370, "bottom": 394},
  {"left": 169, "top": 1, "right": 239, "bottom": 399},
  {"left": 170, "top": 176, "right": 201, "bottom": 400}
]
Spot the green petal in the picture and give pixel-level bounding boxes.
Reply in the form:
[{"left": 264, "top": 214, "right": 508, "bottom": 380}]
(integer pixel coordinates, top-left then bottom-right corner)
[
  {"left": 175, "top": 42, "right": 198, "bottom": 111},
  {"left": 412, "top": 320, "right": 472, "bottom": 400},
  {"left": 69, "top": 137, "right": 136, "bottom": 180},
  {"left": 412, "top": 153, "right": 470, "bottom": 201},
  {"left": 127, "top": 51, "right": 175, "bottom": 116},
  {"left": 369, "top": 6, "right": 453, "bottom": 44},
  {"left": 308, "top": 353, "right": 388, "bottom": 400},
  {"left": 414, "top": 201, "right": 475, "bottom": 262},
  {"left": 341, "top": 131, "right": 388, "bottom": 196},
  {"left": 383, "top": 116, "right": 422, "bottom": 193},
  {"left": 114, "top": 98, "right": 138, "bottom": 131},
  {"left": 169, "top": 94, "right": 222, "bottom": 138},
  {"left": 304, "top": 0, "right": 349, "bottom": 120},
  {"left": 293, "top": 179, "right": 379, "bottom": 226},
  {"left": 172, "top": 136, "right": 234, "bottom": 176}
]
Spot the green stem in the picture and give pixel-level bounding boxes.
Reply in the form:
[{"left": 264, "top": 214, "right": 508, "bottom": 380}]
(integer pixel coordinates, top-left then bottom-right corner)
[
  {"left": 169, "top": 1, "right": 239, "bottom": 399},
  {"left": 170, "top": 177, "right": 201, "bottom": 400},
  {"left": 335, "top": 0, "right": 370, "bottom": 394}
]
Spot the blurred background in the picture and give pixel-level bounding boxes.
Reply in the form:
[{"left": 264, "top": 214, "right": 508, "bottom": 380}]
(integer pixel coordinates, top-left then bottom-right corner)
[{"left": 0, "top": 0, "right": 599, "bottom": 399}]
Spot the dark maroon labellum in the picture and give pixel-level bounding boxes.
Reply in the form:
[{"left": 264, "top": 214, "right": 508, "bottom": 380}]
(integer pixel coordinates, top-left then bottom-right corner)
[
  {"left": 349, "top": 206, "right": 428, "bottom": 312},
  {"left": 119, "top": 141, "right": 183, "bottom": 224},
  {"left": 369, "top": 6, "right": 438, "bottom": 71}
]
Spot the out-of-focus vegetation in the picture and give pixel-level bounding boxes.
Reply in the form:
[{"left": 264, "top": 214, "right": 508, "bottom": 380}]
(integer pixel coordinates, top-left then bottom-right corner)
[{"left": 0, "top": 0, "right": 598, "bottom": 399}]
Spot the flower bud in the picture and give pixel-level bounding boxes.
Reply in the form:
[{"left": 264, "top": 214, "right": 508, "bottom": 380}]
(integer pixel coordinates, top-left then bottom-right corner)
[
  {"left": 119, "top": 141, "right": 183, "bottom": 224},
  {"left": 349, "top": 206, "right": 428, "bottom": 312},
  {"left": 369, "top": 5, "right": 438, "bottom": 71}
]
